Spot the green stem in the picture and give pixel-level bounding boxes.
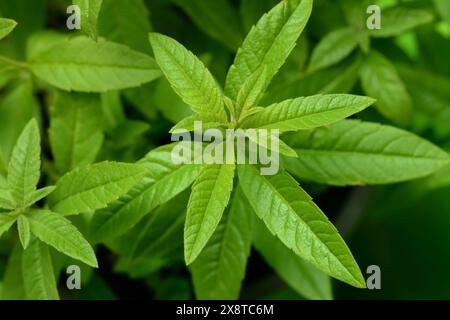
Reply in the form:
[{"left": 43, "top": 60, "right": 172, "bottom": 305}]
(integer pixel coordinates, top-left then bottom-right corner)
[{"left": 0, "top": 55, "right": 28, "bottom": 69}]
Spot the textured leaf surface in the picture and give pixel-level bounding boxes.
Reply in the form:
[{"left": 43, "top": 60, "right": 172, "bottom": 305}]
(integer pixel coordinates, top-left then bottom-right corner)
[
  {"left": 0, "top": 18, "right": 17, "bottom": 40},
  {"left": 48, "top": 162, "right": 146, "bottom": 215},
  {"left": 91, "top": 145, "right": 201, "bottom": 241},
  {"left": 173, "top": 0, "right": 244, "bottom": 51},
  {"left": 191, "top": 187, "right": 253, "bottom": 299},
  {"left": 238, "top": 165, "right": 365, "bottom": 287},
  {"left": 225, "top": 0, "right": 313, "bottom": 99},
  {"left": 149, "top": 33, "right": 226, "bottom": 122},
  {"left": 73, "top": 0, "right": 103, "bottom": 40},
  {"left": 283, "top": 120, "right": 450, "bottom": 186},
  {"left": 30, "top": 36, "right": 161, "bottom": 92},
  {"left": 236, "top": 66, "right": 268, "bottom": 119},
  {"left": 7, "top": 120, "right": 41, "bottom": 206},
  {"left": 22, "top": 240, "right": 59, "bottom": 300},
  {"left": 243, "top": 94, "right": 375, "bottom": 132},
  {"left": 17, "top": 215, "right": 30, "bottom": 249},
  {"left": 49, "top": 91, "right": 104, "bottom": 174},
  {"left": 369, "top": 8, "right": 433, "bottom": 38},
  {"left": 359, "top": 51, "right": 412, "bottom": 126},
  {"left": 253, "top": 219, "right": 332, "bottom": 300},
  {"left": 308, "top": 27, "right": 358, "bottom": 72},
  {"left": 29, "top": 210, "right": 97, "bottom": 267},
  {"left": 185, "top": 164, "right": 235, "bottom": 265}
]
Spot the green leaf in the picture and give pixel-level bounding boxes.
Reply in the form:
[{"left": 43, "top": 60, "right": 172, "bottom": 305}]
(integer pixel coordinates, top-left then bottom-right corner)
[
  {"left": 149, "top": 33, "right": 226, "bottom": 122},
  {"left": 283, "top": 120, "right": 450, "bottom": 186},
  {"left": 0, "top": 81, "right": 40, "bottom": 166},
  {"left": 22, "top": 240, "right": 60, "bottom": 300},
  {"left": 0, "top": 213, "right": 16, "bottom": 238},
  {"left": 73, "top": 0, "right": 103, "bottom": 40},
  {"left": 7, "top": 119, "right": 41, "bottom": 206},
  {"left": 30, "top": 36, "right": 161, "bottom": 92},
  {"left": 191, "top": 187, "right": 253, "bottom": 299},
  {"left": 369, "top": 7, "right": 434, "bottom": 38},
  {"left": 17, "top": 215, "right": 30, "bottom": 249},
  {"left": 308, "top": 27, "right": 358, "bottom": 72},
  {"left": 242, "top": 94, "right": 375, "bottom": 132},
  {"left": 238, "top": 165, "right": 365, "bottom": 288},
  {"left": 0, "top": 189, "right": 15, "bottom": 209},
  {"left": 48, "top": 162, "right": 147, "bottom": 216},
  {"left": 49, "top": 91, "right": 104, "bottom": 174},
  {"left": 239, "top": 0, "right": 278, "bottom": 32},
  {"left": 99, "top": 0, "right": 153, "bottom": 53},
  {"left": 433, "top": 0, "right": 450, "bottom": 24},
  {"left": 359, "top": 51, "right": 412, "bottom": 126},
  {"left": 1, "top": 244, "right": 26, "bottom": 299},
  {"left": 225, "top": 0, "right": 313, "bottom": 99},
  {"left": 91, "top": 145, "right": 201, "bottom": 241},
  {"left": 236, "top": 66, "right": 268, "bottom": 119},
  {"left": 185, "top": 164, "right": 235, "bottom": 265},
  {"left": 23, "top": 186, "right": 56, "bottom": 208},
  {"left": 253, "top": 219, "right": 332, "bottom": 300},
  {"left": 28, "top": 210, "right": 98, "bottom": 267},
  {"left": 0, "top": 18, "right": 17, "bottom": 40},
  {"left": 396, "top": 65, "right": 450, "bottom": 129},
  {"left": 173, "top": 0, "right": 244, "bottom": 52}
]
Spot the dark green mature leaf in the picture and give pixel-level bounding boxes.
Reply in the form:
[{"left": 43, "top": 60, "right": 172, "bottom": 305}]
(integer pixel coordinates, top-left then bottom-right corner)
[
  {"left": 149, "top": 33, "right": 227, "bottom": 122},
  {"left": 28, "top": 210, "right": 97, "bottom": 267},
  {"left": 173, "top": 0, "right": 244, "bottom": 52},
  {"left": 253, "top": 219, "right": 332, "bottom": 300},
  {"left": 99, "top": 0, "right": 153, "bottom": 53},
  {"left": 191, "top": 187, "right": 253, "bottom": 299},
  {"left": 91, "top": 145, "right": 201, "bottom": 241},
  {"left": 30, "top": 36, "right": 161, "bottom": 92},
  {"left": 73, "top": 0, "right": 103, "bottom": 40},
  {"left": 225, "top": 0, "right": 313, "bottom": 100},
  {"left": 283, "top": 120, "right": 450, "bottom": 186},
  {"left": 22, "top": 240, "right": 59, "bottom": 300},
  {"left": 48, "top": 162, "right": 147, "bottom": 215},
  {"left": 242, "top": 94, "right": 375, "bottom": 132},
  {"left": 49, "top": 91, "right": 104, "bottom": 174},
  {"left": 359, "top": 51, "right": 412, "bottom": 126},
  {"left": 184, "top": 164, "right": 235, "bottom": 265},
  {"left": 308, "top": 27, "right": 358, "bottom": 72},
  {"left": 0, "top": 18, "right": 17, "bottom": 40},
  {"left": 7, "top": 119, "right": 40, "bottom": 206},
  {"left": 238, "top": 165, "right": 365, "bottom": 288},
  {"left": 369, "top": 7, "right": 433, "bottom": 38}
]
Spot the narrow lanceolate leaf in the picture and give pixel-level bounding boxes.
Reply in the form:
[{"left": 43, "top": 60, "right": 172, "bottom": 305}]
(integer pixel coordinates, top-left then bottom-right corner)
[
  {"left": 91, "top": 145, "right": 201, "bottom": 241},
  {"left": 225, "top": 0, "right": 313, "bottom": 99},
  {"left": 242, "top": 94, "right": 375, "bottom": 132},
  {"left": 23, "top": 186, "right": 56, "bottom": 208},
  {"left": 73, "top": 0, "right": 103, "bottom": 40},
  {"left": 0, "top": 189, "right": 15, "bottom": 209},
  {"left": 359, "top": 51, "right": 412, "bottom": 126},
  {"left": 1, "top": 244, "right": 26, "bottom": 299},
  {"left": 173, "top": 0, "right": 244, "bottom": 52},
  {"left": 253, "top": 219, "right": 332, "bottom": 300},
  {"left": 22, "top": 240, "right": 60, "bottom": 300},
  {"left": 49, "top": 91, "right": 104, "bottom": 174},
  {"left": 8, "top": 119, "right": 41, "bottom": 206},
  {"left": 0, "top": 18, "right": 17, "bottom": 40},
  {"left": 308, "top": 27, "right": 358, "bottom": 72},
  {"left": 48, "top": 162, "right": 147, "bottom": 216},
  {"left": 283, "top": 120, "right": 450, "bottom": 186},
  {"left": 30, "top": 36, "right": 161, "bottom": 92},
  {"left": 0, "top": 213, "right": 16, "bottom": 238},
  {"left": 236, "top": 67, "right": 268, "bottom": 119},
  {"left": 238, "top": 165, "right": 365, "bottom": 288},
  {"left": 191, "top": 187, "right": 253, "bottom": 299},
  {"left": 369, "top": 7, "right": 433, "bottom": 38},
  {"left": 28, "top": 210, "right": 97, "bottom": 267},
  {"left": 149, "top": 33, "right": 226, "bottom": 122},
  {"left": 17, "top": 215, "right": 30, "bottom": 249},
  {"left": 185, "top": 164, "right": 235, "bottom": 265}
]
